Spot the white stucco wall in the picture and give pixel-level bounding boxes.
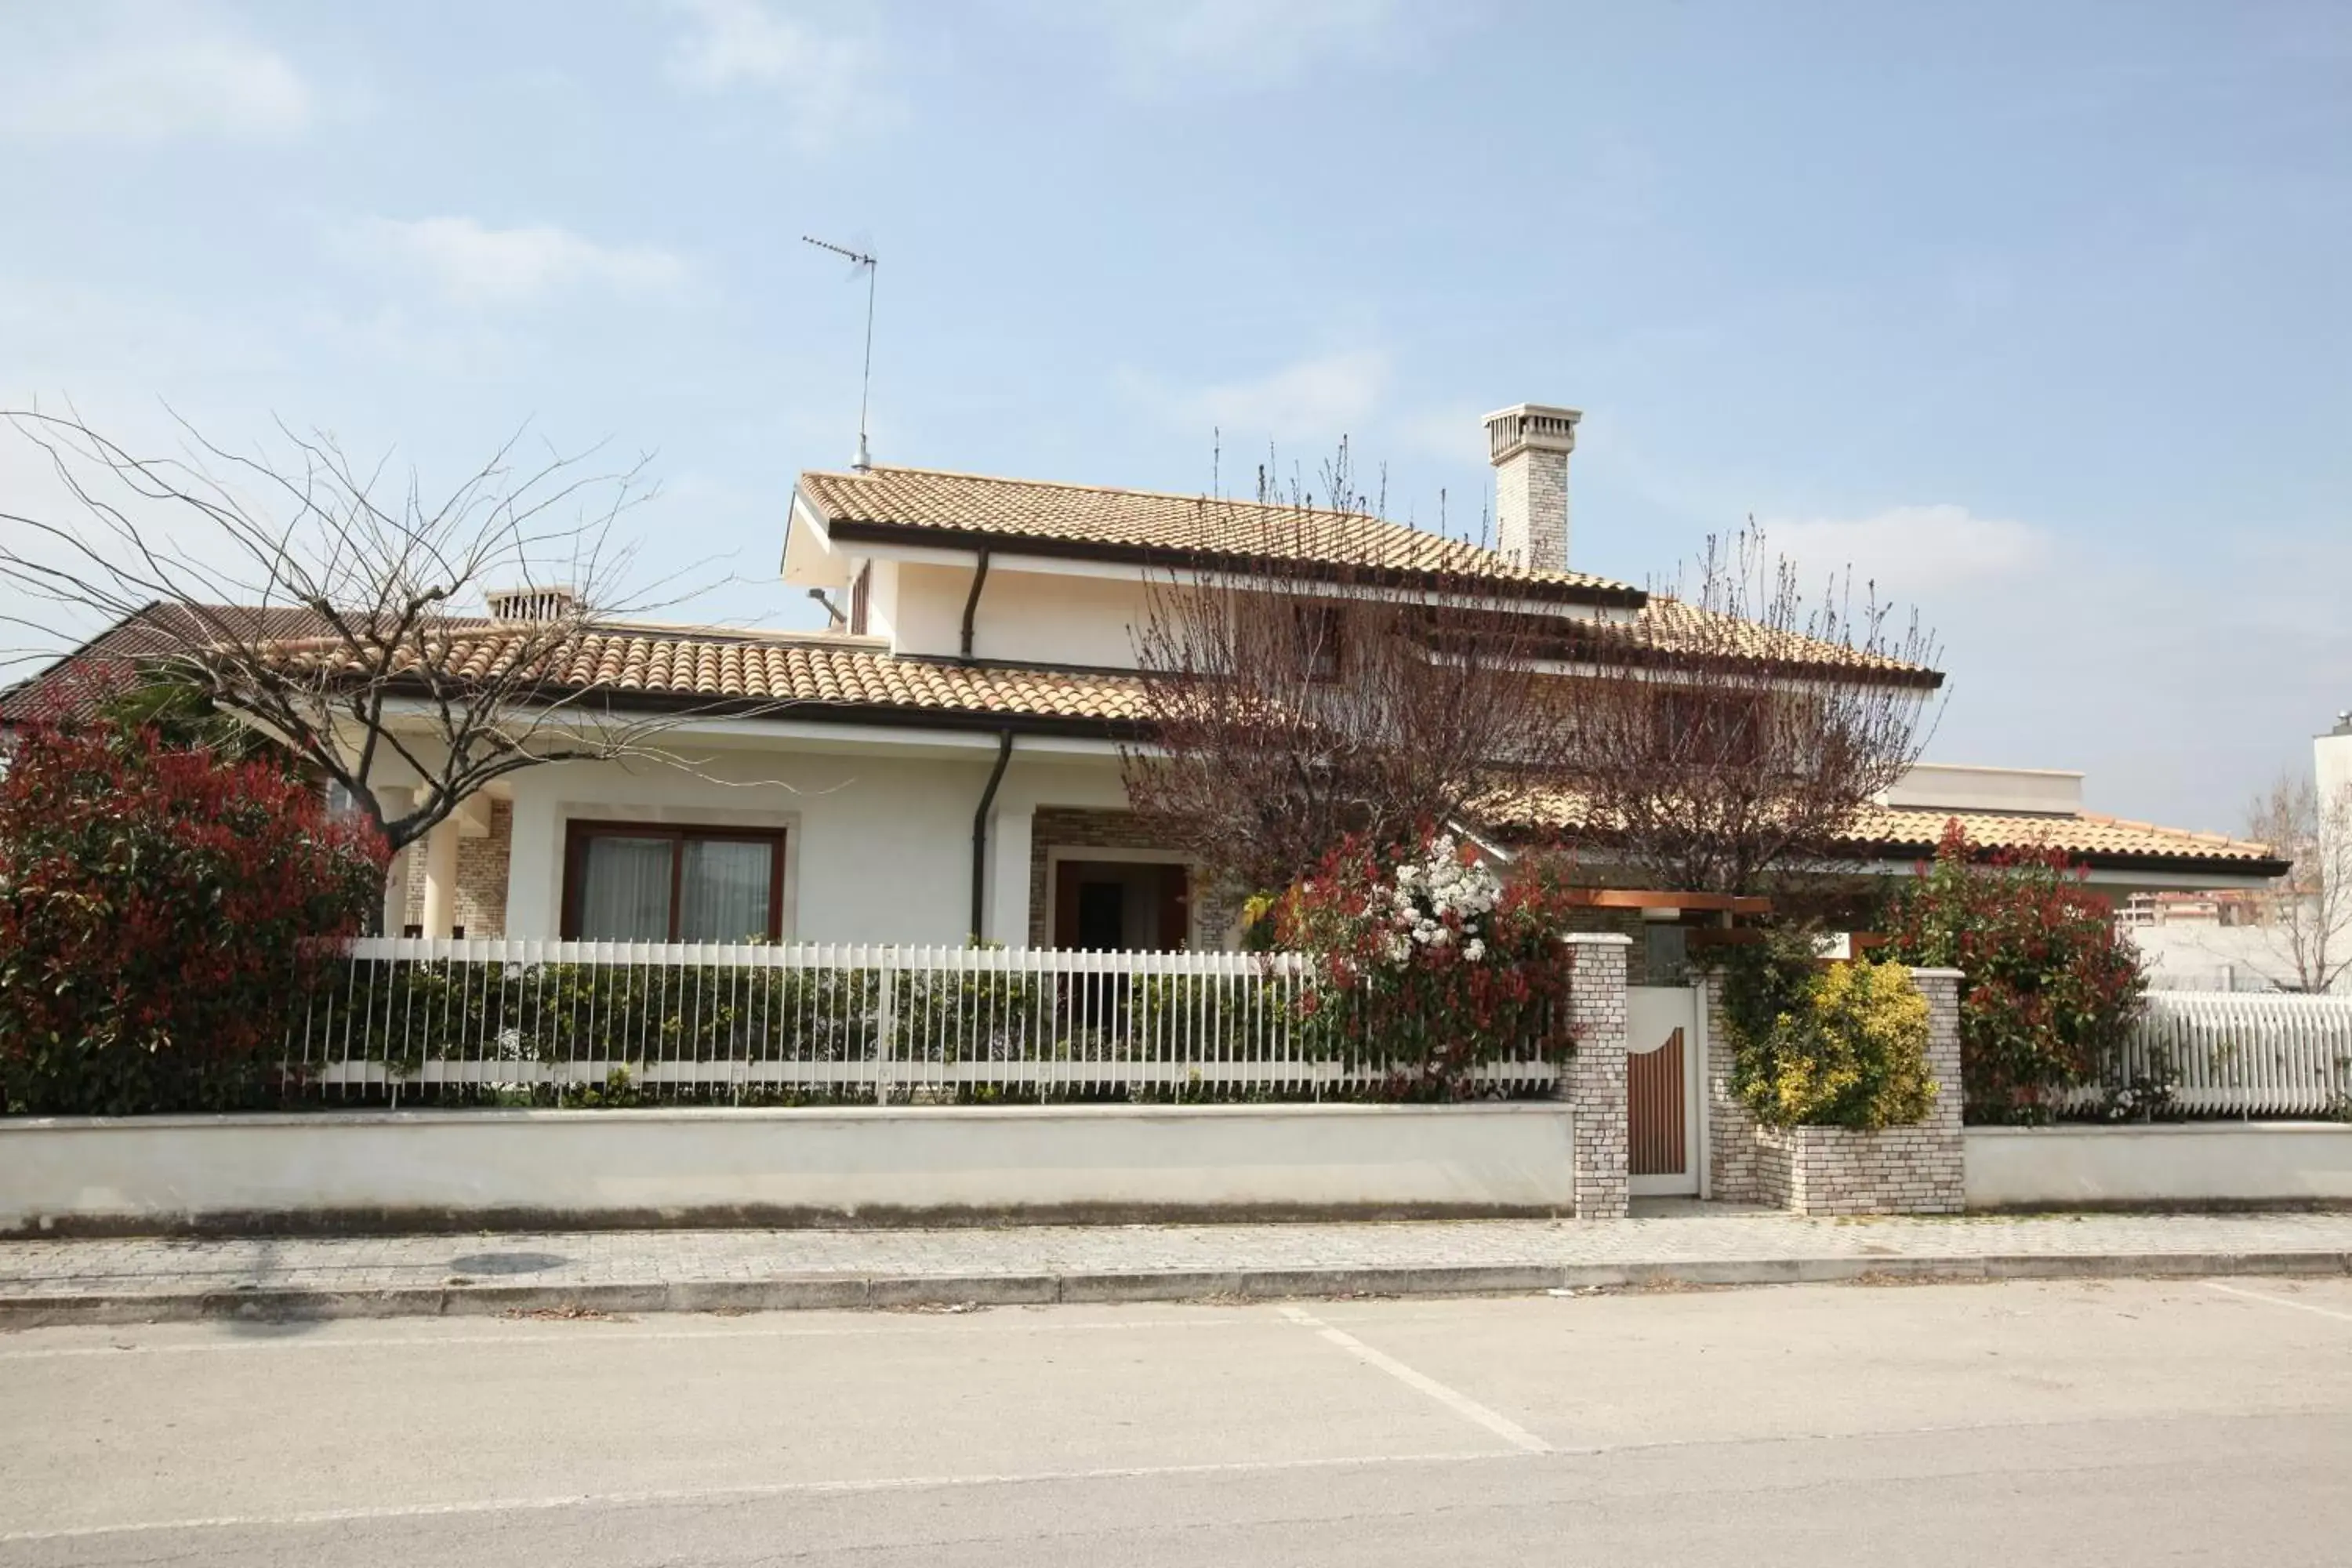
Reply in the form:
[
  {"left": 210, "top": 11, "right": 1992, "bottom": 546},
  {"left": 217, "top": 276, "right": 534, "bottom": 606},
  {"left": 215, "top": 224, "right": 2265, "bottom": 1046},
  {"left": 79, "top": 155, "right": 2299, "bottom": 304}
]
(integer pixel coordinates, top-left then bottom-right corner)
[
  {"left": 1965, "top": 1124, "right": 2352, "bottom": 1208},
  {"left": 2125, "top": 924, "right": 2334, "bottom": 993},
  {"left": 0, "top": 1103, "right": 1580, "bottom": 1231},
  {"left": 498, "top": 735, "right": 1138, "bottom": 946},
  {"left": 2320, "top": 722, "right": 2352, "bottom": 917},
  {"left": 891, "top": 560, "right": 1152, "bottom": 668}
]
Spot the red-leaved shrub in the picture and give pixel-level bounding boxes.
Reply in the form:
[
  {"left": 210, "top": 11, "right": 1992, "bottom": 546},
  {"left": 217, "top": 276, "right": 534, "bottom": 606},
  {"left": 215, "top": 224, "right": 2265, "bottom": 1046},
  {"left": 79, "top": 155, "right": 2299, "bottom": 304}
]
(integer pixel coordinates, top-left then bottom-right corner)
[
  {"left": 0, "top": 722, "right": 387, "bottom": 1114},
  {"left": 1266, "top": 831, "right": 1582, "bottom": 1098},
  {"left": 1886, "top": 820, "right": 2146, "bottom": 1123}
]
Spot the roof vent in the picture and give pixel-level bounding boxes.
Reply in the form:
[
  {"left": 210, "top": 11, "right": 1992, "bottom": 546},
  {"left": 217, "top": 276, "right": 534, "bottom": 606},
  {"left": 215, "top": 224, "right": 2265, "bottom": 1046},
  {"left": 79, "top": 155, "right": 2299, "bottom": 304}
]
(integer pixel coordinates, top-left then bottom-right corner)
[{"left": 485, "top": 586, "right": 582, "bottom": 623}]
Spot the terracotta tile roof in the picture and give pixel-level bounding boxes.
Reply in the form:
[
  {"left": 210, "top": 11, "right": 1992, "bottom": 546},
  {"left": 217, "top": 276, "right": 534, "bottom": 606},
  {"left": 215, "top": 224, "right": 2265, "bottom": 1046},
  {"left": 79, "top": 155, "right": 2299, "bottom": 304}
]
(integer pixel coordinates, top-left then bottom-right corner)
[
  {"left": 797, "top": 466, "right": 1646, "bottom": 606},
  {"left": 1492, "top": 788, "right": 2280, "bottom": 874},
  {"left": 1844, "top": 804, "right": 2281, "bottom": 868},
  {"left": 278, "top": 623, "right": 1152, "bottom": 727},
  {"left": 801, "top": 466, "right": 1940, "bottom": 684},
  {"left": 1619, "top": 597, "right": 1941, "bottom": 686},
  {"left": 0, "top": 603, "right": 328, "bottom": 726},
  {"left": 244, "top": 616, "right": 2254, "bottom": 874}
]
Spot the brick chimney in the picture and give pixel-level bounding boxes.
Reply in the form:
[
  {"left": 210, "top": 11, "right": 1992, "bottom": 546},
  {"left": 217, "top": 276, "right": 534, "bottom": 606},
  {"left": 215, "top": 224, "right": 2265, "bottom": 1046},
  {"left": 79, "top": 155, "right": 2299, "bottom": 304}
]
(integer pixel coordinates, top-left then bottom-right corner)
[{"left": 1485, "top": 403, "right": 1581, "bottom": 571}]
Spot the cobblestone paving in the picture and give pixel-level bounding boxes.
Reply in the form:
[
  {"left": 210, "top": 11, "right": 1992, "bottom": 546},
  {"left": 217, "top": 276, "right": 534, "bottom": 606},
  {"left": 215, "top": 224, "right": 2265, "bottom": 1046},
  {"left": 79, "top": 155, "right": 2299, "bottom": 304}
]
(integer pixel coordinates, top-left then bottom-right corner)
[{"left": 5, "top": 1207, "right": 2351, "bottom": 1301}]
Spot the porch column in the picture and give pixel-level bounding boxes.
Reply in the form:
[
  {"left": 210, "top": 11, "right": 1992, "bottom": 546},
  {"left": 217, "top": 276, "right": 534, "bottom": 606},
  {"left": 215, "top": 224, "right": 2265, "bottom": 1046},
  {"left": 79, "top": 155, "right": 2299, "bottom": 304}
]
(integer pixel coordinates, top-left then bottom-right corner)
[
  {"left": 986, "top": 802, "right": 1033, "bottom": 948},
  {"left": 419, "top": 818, "right": 460, "bottom": 939},
  {"left": 372, "top": 786, "right": 414, "bottom": 935},
  {"left": 1562, "top": 932, "right": 1632, "bottom": 1219}
]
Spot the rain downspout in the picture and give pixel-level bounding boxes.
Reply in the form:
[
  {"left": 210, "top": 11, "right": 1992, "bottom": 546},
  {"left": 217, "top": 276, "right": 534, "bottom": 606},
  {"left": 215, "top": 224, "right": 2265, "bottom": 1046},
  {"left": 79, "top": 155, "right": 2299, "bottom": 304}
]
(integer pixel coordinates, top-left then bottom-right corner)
[
  {"left": 959, "top": 546, "right": 993, "bottom": 662},
  {"left": 971, "top": 729, "right": 1014, "bottom": 942}
]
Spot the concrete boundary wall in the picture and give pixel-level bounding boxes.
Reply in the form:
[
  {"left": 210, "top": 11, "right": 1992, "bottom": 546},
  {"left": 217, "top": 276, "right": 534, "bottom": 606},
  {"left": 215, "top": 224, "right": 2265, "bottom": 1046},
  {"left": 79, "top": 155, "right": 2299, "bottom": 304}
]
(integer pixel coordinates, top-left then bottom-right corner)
[
  {"left": 1966, "top": 1123, "right": 2352, "bottom": 1209},
  {"left": 0, "top": 1103, "right": 1577, "bottom": 1236}
]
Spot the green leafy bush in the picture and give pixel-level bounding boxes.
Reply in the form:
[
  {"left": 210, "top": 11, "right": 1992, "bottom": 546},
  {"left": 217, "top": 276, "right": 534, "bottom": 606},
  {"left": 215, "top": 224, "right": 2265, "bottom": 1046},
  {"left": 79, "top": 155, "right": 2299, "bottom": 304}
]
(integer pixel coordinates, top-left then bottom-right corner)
[{"left": 1719, "top": 932, "right": 1936, "bottom": 1130}]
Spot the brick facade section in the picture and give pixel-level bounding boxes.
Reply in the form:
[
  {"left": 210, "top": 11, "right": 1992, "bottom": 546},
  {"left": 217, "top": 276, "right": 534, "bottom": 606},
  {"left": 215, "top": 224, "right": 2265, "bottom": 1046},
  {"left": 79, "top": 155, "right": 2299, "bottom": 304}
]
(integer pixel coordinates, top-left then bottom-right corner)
[
  {"left": 1559, "top": 934, "right": 1631, "bottom": 1219},
  {"left": 1496, "top": 447, "right": 1569, "bottom": 571},
  {"left": 1705, "top": 967, "right": 1965, "bottom": 1215},
  {"left": 397, "top": 800, "right": 513, "bottom": 938},
  {"left": 1025, "top": 808, "right": 1233, "bottom": 949}
]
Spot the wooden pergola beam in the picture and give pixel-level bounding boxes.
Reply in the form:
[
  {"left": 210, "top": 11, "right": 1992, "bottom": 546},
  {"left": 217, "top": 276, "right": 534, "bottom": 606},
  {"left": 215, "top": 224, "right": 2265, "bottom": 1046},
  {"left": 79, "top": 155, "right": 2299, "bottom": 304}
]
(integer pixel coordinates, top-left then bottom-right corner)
[{"left": 1561, "top": 888, "right": 1773, "bottom": 915}]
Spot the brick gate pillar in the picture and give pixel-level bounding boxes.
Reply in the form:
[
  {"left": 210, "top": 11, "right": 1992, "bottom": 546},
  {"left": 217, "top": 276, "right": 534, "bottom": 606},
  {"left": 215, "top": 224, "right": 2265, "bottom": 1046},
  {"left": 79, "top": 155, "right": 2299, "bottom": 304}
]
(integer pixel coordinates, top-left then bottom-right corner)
[{"left": 1560, "top": 932, "right": 1632, "bottom": 1219}]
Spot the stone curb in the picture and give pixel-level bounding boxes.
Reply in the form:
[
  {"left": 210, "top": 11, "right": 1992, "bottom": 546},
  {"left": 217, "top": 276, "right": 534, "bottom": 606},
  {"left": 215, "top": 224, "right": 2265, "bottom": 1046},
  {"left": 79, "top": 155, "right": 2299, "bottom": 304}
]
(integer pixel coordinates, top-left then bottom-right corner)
[{"left": 3, "top": 1250, "right": 2348, "bottom": 1328}]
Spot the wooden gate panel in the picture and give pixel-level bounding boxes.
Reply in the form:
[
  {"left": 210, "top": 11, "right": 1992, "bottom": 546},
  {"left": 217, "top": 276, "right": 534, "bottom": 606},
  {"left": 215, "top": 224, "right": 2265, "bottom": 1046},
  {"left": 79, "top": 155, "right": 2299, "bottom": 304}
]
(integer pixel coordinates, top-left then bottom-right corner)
[{"left": 1627, "top": 1028, "right": 1686, "bottom": 1178}]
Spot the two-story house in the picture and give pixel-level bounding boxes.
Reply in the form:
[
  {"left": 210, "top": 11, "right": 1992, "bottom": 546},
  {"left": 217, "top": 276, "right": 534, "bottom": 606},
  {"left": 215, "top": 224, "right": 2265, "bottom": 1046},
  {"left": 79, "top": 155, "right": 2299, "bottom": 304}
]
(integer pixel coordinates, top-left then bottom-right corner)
[{"left": 4, "top": 402, "right": 2289, "bottom": 950}]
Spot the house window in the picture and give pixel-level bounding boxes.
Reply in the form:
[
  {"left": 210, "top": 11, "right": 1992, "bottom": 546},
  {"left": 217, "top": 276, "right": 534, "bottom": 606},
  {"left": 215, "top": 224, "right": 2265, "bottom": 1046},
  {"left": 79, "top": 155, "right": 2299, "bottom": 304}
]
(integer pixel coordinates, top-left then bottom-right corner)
[
  {"left": 561, "top": 822, "right": 786, "bottom": 942},
  {"left": 1657, "top": 688, "right": 1766, "bottom": 766},
  {"left": 1294, "top": 604, "right": 1343, "bottom": 682}
]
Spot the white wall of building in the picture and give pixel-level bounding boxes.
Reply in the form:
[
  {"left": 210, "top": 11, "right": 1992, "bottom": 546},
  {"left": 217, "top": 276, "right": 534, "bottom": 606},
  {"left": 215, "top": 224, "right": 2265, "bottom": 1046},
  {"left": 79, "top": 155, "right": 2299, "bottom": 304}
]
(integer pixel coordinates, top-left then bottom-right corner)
[
  {"left": 497, "top": 734, "right": 1137, "bottom": 946},
  {"left": 1884, "top": 763, "right": 2083, "bottom": 815},
  {"left": 2124, "top": 924, "right": 2318, "bottom": 993},
  {"left": 891, "top": 560, "right": 1153, "bottom": 668},
  {"left": 2319, "top": 719, "right": 2352, "bottom": 916}
]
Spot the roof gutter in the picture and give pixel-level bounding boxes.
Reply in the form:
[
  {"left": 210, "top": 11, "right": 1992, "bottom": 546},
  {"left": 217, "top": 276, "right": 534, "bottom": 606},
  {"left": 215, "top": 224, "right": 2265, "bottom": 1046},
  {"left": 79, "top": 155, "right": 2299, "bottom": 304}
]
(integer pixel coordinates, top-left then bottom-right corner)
[
  {"left": 971, "top": 728, "right": 1014, "bottom": 942},
  {"left": 960, "top": 546, "right": 992, "bottom": 662}
]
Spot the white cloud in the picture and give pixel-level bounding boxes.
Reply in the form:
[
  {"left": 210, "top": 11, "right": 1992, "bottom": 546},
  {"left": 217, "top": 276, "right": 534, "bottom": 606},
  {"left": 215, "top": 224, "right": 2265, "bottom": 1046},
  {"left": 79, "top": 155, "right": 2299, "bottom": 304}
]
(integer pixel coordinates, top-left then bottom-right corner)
[
  {"left": 663, "top": 0, "right": 894, "bottom": 151},
  {"left": 1144, "top": 349, "right": 1392, "bottom": 446},
  {"left": 345, "top": 218, "right": 691, "bottom": 309},
  {"left": 1050, "top": 0, "right": 1420, "bottom": 92},
  {"left": 1758, "top": 503, "right": 2049, "bottom": 596},
  {"left": 0, "top": 6, "right": 311, "bottom": 143}
]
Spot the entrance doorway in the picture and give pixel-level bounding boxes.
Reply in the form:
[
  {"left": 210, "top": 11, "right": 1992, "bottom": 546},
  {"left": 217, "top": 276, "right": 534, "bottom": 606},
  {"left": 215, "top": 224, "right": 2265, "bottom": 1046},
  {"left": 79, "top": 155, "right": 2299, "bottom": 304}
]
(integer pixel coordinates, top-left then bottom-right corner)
[
  {"left": 1051, "top": 859, "right": 1192, "bottom": 950},
  {"left": 1628, "top": 985, "right": 1703, "bottom": 1196}
]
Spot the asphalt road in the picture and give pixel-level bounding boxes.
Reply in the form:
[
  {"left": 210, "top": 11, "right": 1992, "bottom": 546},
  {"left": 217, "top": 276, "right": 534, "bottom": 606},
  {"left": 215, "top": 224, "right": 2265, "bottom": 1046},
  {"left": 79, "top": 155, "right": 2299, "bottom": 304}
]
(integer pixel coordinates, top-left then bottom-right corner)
[{"left": 2, "top": 1275, "right": 2349, "bottom": 1566}]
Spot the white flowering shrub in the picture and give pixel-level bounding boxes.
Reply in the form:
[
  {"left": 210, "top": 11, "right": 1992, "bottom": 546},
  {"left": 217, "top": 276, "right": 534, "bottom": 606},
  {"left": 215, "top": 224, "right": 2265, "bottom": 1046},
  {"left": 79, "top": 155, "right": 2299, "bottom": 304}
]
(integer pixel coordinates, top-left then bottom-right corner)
[{"left": 1266, "top": 830, "right": 1579, "bottom": 1098}]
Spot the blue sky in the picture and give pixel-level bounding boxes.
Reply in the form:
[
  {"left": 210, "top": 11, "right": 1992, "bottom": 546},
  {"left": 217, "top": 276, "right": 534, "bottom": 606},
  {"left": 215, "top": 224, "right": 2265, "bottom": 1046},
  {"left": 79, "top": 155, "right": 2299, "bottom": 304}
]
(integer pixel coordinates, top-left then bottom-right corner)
[{"left": 2, "top": 0, "right": 2347, "bottom": 834}]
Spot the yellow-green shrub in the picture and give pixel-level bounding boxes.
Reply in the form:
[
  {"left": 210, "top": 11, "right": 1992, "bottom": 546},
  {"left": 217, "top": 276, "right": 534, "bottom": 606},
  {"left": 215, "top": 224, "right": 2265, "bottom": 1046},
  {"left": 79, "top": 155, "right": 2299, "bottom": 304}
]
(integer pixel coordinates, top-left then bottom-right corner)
[{"left": 1732, "top": 956, "right": 1936, "bottom": 1130}]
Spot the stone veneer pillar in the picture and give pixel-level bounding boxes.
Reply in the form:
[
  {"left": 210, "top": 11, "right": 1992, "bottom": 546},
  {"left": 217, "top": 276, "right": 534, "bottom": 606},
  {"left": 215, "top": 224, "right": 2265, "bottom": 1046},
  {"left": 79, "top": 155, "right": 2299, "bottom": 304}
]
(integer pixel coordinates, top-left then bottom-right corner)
[{"left": 1559, "top": 932, "right": 1632, "bottom": 1219}]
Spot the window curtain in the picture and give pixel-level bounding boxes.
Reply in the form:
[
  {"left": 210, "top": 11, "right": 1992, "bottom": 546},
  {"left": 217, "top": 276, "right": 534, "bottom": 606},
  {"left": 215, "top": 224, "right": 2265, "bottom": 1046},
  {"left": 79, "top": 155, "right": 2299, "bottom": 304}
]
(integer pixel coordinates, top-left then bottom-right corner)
[
  {"left": 576, "top": 836, "right": 674, "bottom": 941},
  {"left": 679, "top": 839, "right": 774, "bottom": 942}
]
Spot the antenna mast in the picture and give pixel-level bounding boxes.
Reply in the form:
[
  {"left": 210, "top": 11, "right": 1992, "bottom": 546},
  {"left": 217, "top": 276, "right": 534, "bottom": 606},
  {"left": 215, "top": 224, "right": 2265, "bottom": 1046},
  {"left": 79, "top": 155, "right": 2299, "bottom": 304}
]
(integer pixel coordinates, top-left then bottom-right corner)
[{"left": 802, "top": 235, "right": 879, "bottom": 470}]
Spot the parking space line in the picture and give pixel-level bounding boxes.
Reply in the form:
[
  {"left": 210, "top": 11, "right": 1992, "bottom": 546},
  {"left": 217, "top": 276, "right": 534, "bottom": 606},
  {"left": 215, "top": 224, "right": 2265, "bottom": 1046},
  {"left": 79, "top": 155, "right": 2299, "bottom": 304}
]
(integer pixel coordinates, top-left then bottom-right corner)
[
  {"left": 1276, "top": 1304, "right": 1551, "bottom": 1454},
  {"left": 0, "top": 1449, "right": 1527, "bottom": 1544},
  {"left": 2201, "top": 1280, "right": 2352, "bottom": 1324}
]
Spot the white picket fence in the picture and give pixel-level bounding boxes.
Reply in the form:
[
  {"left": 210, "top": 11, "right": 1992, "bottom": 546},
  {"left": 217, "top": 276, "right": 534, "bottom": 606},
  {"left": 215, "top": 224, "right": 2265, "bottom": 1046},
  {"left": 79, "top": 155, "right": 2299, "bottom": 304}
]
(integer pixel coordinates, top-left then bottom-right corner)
[
  {"left": 292, "top": 939, "right": 1564, "bottom": 1104},
  {"left": 2076, "top": 990, "right": 2352, "bottom": 1119}
]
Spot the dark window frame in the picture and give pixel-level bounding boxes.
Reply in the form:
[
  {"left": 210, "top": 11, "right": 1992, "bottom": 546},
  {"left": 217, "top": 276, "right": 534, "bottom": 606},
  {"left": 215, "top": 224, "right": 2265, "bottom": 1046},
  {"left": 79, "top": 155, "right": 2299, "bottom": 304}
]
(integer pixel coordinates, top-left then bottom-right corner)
[
  {"left": 1294, "top": 603, "right": 1345, "bottom": 684},
  {"left": 561, "top": 819, "right": 787, "bottom": 942}
]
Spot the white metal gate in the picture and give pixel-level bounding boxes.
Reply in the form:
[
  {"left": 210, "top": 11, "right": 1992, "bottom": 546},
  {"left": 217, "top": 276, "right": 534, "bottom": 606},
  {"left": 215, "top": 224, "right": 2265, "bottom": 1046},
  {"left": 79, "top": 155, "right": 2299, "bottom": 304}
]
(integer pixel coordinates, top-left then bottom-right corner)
[{"left": 1627, "top": 985, "right": 1702, "bottom": 1197}]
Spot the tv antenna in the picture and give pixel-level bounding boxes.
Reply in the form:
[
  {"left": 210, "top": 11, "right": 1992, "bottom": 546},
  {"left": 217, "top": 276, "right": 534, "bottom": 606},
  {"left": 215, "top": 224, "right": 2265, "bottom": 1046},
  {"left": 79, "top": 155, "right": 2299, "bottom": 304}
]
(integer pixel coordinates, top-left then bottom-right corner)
[{"left": 803, "top": 234, "right": 878, "bottom": 470}]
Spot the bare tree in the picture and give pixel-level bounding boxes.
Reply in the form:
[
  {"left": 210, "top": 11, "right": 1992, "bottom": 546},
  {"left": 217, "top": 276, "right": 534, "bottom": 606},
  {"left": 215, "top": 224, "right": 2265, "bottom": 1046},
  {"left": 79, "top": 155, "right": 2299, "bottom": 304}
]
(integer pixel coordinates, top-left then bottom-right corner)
[
  {"left": 2242, "top": 771, "right": 2352, "bottom": 993},
  {"left": 1540, "top": 524, "right": 1944, "bottom": 895},
  {"left": 0, "top": 408, "right": 770, "bottom": 861},
  {"left": 1122, "top": 442, "right": 1573, "bottom": 896}
]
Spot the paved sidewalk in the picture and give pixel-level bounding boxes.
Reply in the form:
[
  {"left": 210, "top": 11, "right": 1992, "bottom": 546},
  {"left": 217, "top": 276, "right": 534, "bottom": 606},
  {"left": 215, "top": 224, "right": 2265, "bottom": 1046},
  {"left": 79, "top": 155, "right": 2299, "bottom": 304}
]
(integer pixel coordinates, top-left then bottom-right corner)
[{"left": 5, "top": 1204, "right": 2350, "bottom": 1325}]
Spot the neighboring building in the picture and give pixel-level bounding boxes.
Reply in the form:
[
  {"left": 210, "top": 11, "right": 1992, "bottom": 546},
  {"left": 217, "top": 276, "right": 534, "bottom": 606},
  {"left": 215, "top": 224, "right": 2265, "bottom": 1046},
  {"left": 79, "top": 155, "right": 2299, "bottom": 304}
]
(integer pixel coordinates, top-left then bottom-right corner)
[
  {"left": 4, "top": 405, "right": 2290, "bottom": 947},
  {"left": 0, "top": 602, "right": 326, "bottom": 731},
  {"left": 2125, "top": 713, "right": 2352, "bottom": 993}
]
